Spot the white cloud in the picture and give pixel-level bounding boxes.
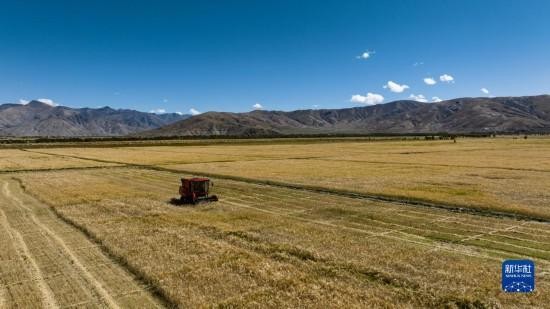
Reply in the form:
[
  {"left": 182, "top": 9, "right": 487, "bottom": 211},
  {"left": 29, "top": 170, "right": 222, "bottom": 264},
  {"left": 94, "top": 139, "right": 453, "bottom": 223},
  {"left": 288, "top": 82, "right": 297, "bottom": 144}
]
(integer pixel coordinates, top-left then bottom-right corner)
[
  {"left": 423, "top": 77, "right": 437, "bottom": 85},
  {"left": 312, "top": 104, "right": 319, "bottom": 108},
  {"left": 253, "top": 103, "right": 263, "bottom": 110},
  {"left": 409, "top": 94, "right": 428, "bottom": 103},
  {"left": 175, "top": 111, "right": 183, "bottom": 115},
  {"left": 18, "top": 99, "right": 29, "bottom": 105},
  {"left": 481, "top": 87, "right": 490, "bottom": 94},
  {"left": 37, "top": 98, "right": 58, "bottom": 106},
  {"left": 189, "top": 108, "right": 201, "bottom": 115},
  {"left": 432, "top": 96, "right": 443, "bottom": 103},
  {"left": 150, "top": 108, "right": 166, "bottom": 114},
  {"left": 356, "top": 50, "right": 374, "bottom": 60},
  {"left": 439, "top": 74, "right": 454, "bottom": 83},
  {"left": 350, "top": 93, "right": 384, "bottom": 105},
  {"left": 383, "top": 81, "right": 409, "bottom": 93},
  {"left": 413, "top": 62, "right": 424, "bottom": 67}
]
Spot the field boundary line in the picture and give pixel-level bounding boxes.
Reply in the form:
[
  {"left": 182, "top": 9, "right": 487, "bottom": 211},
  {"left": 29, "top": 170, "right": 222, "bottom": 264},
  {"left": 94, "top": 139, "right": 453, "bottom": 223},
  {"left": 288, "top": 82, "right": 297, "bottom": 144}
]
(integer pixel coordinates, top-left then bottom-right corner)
[
  {"left": 0, "top": 165, "right": 127, "bottom": 175},
  {"left": 460, "top": 223, "right": 526, "bottom": 242}
]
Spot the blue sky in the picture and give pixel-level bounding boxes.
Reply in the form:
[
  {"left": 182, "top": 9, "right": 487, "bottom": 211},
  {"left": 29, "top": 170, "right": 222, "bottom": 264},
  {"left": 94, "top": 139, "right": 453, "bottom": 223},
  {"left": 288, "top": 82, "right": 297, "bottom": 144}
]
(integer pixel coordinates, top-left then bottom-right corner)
[{"left": 1, "top": 0, "right": 549, "bottom": 114}]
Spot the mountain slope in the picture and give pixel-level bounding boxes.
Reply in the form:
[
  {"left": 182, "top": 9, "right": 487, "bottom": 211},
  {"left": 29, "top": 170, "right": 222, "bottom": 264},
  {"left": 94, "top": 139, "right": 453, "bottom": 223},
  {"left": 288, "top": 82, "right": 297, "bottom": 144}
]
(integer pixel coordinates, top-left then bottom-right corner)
[
  {"left": 0, "top": 101, "right": 189, "bottom": 136},
  {"left": 139, "top": 95, "right": 550, "bottom": 136}
]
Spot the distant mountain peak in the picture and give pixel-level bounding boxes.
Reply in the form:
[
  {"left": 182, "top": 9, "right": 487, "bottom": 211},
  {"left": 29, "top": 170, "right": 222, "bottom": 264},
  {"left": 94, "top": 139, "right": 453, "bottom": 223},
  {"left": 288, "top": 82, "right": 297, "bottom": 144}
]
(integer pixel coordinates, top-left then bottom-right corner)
[{"left": 26, "top": 100, "right": 54, "bottom": 108}]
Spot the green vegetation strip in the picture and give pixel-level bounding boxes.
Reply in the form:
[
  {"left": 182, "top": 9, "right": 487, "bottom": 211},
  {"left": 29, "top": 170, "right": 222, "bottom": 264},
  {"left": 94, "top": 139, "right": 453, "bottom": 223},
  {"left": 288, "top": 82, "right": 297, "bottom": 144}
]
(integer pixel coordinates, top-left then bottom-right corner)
[{"left": 1, "top": 136, "right": 429, "bottom": 149}]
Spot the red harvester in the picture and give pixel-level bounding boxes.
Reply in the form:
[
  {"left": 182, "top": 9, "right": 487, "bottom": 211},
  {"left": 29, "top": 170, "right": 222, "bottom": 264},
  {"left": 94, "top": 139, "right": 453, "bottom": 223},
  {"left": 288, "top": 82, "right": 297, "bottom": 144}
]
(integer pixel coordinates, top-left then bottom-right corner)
[{"left": 179, "top": 177, "right": 218, "bottom": 204}]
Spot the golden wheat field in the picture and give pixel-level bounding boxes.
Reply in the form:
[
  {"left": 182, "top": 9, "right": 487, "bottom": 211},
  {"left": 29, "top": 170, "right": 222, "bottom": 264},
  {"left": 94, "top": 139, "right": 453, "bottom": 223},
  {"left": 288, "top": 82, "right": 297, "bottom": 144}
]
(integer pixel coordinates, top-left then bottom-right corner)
[{"left": 1, "top": 137, "right": 550, "bottom": 307}]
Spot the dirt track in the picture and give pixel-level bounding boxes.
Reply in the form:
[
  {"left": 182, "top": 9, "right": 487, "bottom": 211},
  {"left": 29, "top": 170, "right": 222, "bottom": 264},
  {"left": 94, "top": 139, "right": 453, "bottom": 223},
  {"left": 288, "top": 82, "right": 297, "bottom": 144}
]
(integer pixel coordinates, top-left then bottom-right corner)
[{"left": 0, "top": 178, "right": 163, "bottom": 308}]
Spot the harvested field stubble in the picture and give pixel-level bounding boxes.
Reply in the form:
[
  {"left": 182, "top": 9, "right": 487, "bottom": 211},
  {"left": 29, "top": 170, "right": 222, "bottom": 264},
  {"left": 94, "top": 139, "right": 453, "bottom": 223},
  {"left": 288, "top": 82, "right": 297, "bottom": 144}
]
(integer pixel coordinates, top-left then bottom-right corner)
[
  {"left": 32, "top": 138, "right": 550, "bottom": 220},
  {"left": 0, "top": 178, "right": 161, "bottom": 308},
  {"left": 17, "top": 168, "right": 550, "bottom": 307},
  {"left": 3, "top": 137, "right": 550, "bottom": 307}
]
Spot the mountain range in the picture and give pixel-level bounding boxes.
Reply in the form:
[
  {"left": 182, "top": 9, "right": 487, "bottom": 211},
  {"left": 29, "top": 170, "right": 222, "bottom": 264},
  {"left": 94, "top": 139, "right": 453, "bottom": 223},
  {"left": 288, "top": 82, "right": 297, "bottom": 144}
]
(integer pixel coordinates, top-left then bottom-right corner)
[
  {"left": 0, "top": 100, "right": 188, "bottom": 136},
  {"left": 139, "top": 95, "right": 550, "bottom": 136},
  {"left": 2, "top": 95, "right": 550, "bottom": 137}
]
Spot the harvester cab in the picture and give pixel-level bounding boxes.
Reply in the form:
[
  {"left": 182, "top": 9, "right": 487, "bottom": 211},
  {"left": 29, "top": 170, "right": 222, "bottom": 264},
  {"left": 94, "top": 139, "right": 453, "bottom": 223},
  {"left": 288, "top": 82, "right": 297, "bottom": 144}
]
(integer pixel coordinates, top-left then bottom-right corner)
[{"left": 179, "top": 177, "right": 218, "bottom": 204}]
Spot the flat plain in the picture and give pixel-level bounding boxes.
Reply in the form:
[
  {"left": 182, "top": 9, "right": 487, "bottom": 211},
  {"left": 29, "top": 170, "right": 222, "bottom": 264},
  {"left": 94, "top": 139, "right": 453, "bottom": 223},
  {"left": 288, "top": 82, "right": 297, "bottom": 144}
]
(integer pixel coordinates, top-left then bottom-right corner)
[{"left": 1, "top": 137, "right": 549, "bottom": 307}]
